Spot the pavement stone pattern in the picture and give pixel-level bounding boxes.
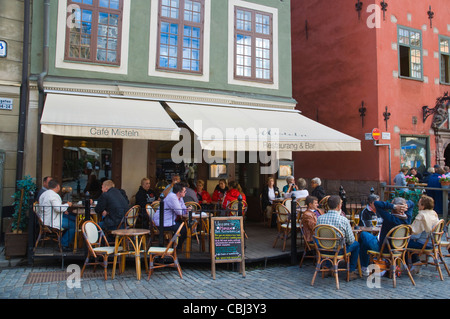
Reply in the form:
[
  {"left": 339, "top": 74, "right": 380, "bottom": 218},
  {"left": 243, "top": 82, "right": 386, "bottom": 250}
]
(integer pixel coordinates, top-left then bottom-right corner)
[{"left": 0, "top": 258, "right": 449, "bottom": 300}]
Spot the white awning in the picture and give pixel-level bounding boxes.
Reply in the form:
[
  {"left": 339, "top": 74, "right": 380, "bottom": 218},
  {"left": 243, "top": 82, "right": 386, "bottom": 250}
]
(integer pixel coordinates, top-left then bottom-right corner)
[
  {"left": 41, "top": 94, "right": 180, "bottom": 141},
  {"left": 167, "top": 102, "right": 361, "bottom": 152}
]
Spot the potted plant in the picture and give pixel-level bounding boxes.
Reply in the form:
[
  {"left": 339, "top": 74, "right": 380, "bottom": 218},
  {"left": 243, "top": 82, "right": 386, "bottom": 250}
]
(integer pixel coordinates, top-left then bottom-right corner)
[
  {"left": 405, "top": 175, "right": 419, "bottom": 186},
  {"left": 439, "top": 175, "right": 450, "bottom": 188},
  {"left": 5, "top": 176, "right": 36, "bottom": 258}
]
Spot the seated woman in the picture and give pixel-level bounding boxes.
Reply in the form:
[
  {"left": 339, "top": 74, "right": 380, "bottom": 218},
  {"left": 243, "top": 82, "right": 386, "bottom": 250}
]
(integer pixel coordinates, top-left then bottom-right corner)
[
  {"left": 195, "top": 179, "right": 212, "bottom": 209},
  {"left": 261, "top": 176, "right": 280, "bottom": 227},
  {"left": 408, "top": 195, "right": 440, "bottom": 274},
  {"left": 222, "top": 181, "right": 246, "bottom": 209},
  {"left": 211, "top": 179, "right": 228, "bottom": 206},
  {"left": 284, "top": 178, "right": 309, "bottom": 199},
  {"left": 282, "top": 175, "right": 297, "bottom": 194}
]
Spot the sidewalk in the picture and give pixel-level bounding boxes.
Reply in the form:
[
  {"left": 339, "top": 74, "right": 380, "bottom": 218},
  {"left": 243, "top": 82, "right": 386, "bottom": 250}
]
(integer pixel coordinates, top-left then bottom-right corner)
[{"left": 0, "top": 245, "right": 25, "bottom": 269}]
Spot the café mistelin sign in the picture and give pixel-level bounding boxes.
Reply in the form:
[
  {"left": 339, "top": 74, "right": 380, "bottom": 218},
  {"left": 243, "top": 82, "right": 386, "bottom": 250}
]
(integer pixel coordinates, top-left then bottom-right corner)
[{"left": 89, "top": 127, "right": 139, "bottom": 137}]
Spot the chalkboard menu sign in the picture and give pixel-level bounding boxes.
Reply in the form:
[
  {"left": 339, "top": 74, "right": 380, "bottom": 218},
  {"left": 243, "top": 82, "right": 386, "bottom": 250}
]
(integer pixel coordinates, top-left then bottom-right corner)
[{"left": 210, "top": 216, "right": 245, "bottom": 279}]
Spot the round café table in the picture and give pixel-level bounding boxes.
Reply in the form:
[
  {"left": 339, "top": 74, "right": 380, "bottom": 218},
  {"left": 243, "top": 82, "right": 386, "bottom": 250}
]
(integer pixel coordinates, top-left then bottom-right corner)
[{"left": 111, "top": 228, "right": 150, "bottom": 280}]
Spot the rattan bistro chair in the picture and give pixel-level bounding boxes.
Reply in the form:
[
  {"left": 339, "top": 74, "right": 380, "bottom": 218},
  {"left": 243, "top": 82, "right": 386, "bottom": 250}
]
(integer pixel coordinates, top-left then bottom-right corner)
[
  {"left": 117, "top": 205, "right": 140, "bottom": 229},
  {"left": 407, "top": 219, "right": 450, "bottom": 281},
  {"left": 81, "top": 220, "right": 123, "bottom": 280},
  {"left": 33, "top": 202, "right": 63, "bottom": 253},
  {"left": 147, "top": 222, "right": 185, "bottom": 280},
  {"left": 368, "top": 224, "right": 415, "bottom": 288},
  {"left": 272, "top": 204, "right": 301, "bottom": 252},
  {"left": 311, "top": 224, "right": 350, "bottom": 290}
]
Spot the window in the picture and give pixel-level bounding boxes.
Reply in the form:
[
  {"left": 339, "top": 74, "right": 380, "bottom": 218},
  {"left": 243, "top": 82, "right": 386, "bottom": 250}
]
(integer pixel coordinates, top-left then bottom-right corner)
[
  {"left": 157, "top": 0, "right": 204, "bottom": 73},
  {"left": 65, "top": 0, "right": 123, "bottom": 65},
  {"left": 234, "top": 7, "right": 273, "bottom": 83},
  {"left": 400, "top": 136, "right": 429, "bottom": 174},
  {"left": 398, "top": 26, "right": 422, "bottom": 80},
  {"left": 440, "top": 36, "right": 450, "bottom": 85}
]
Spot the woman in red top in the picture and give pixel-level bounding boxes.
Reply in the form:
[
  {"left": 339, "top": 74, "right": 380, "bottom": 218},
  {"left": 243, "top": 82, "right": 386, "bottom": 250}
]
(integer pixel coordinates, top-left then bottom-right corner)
[
  {"left": 195, "top": 179, "right": 212, "bottom": 204},
  {"left": 222, "top": 181, "right": 246, "bottom": 209},
  {"left": 211, "top": 179, "right": 228, "bottom": 205}
]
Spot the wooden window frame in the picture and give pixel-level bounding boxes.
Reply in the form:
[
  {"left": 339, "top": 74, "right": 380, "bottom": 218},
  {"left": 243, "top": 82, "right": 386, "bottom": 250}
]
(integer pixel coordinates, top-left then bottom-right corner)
[
  {"left": 65, "top": 0, "right": 123, "bottom": 66},
  {"left": 233, "top": 6, "right": 273, "bottom": 84},
  {"left": 439, "top": 35, "right": 450, "bottom": 85},
  {"left": 156, "top": 0, "right": 205, "bottom": 74},
  {"left": 397, "top": 25, "right": 423, "bottom": 81}
]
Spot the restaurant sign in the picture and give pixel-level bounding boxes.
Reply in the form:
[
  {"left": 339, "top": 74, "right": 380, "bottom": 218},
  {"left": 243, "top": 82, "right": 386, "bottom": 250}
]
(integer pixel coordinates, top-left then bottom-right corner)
[
  {"left": 88, "top": 127, "right": 139, "bottom": 138},
  {"left": 0, "top": 98, "right": 13, "bottom": 110}
]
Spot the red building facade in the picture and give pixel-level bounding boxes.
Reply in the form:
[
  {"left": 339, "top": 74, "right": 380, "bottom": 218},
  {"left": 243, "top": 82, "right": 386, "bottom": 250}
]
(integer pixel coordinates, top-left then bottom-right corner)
[{"left": 291, "top": 0, "right": 450, "bottom": 195}]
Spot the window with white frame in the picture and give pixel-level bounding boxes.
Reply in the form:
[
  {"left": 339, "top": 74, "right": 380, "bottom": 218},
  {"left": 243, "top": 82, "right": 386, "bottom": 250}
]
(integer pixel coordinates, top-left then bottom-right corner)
[
  {"left": 65, "top": 0, "right": 123, "bottom": 65},
  {"left": 234, "top": 6, "right": 273, "bottom": 83},
  {"left": 440, "top": 36, "right": 450, "bottom": 85},
  {"left": 398, "top": 26, "right": 423, "bottom": 80},
  {"left": 157, "top": 0, "right": 204, "bottom": 73}
]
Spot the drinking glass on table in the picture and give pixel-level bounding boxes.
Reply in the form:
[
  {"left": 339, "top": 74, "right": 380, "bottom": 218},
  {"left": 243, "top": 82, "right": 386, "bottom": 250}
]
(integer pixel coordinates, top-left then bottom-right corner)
[
  {"left": 371, "top": 216, "right": 377, "bottom": 227},
  {"left": 354, "top": 214, "right": 360, "bottom": 226}
]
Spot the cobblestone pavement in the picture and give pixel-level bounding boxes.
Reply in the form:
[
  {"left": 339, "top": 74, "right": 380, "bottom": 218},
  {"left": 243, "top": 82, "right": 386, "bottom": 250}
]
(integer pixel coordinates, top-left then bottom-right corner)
[{"left": 0, "top": 258, "right": 449, "bottom": 301}]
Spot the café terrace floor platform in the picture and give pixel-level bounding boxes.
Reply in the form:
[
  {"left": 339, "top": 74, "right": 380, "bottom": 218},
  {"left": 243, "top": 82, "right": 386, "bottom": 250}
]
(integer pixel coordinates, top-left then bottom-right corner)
[{"left": 31, "top": 221, "right": 305, "bottom": 266}]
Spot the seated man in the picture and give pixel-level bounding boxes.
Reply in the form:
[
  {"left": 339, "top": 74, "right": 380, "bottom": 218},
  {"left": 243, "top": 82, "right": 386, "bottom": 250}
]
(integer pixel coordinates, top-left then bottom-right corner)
[
  {"left": 301, "top": 196, "right": 320, "bottom": 243},
  {"left": 359, "top": 197, "right": 412, "bottom": 276},
  {"left": 38, "top": 179, "right": 75, "bottom": 251},
  {"left": 135, "top": 177, "right": 157, "bottom": 229},
  {"left": 95, "top": 180, "right": 129, "bottom": 231},
  {"left": 153, "top": 182, "right": 189, "bottom": 250},
  {"left": 359, "top": 194, "right": 380, "bottom": 227},
  {"left": 316, "top": 195, "right": 360, "bottom": 280}
]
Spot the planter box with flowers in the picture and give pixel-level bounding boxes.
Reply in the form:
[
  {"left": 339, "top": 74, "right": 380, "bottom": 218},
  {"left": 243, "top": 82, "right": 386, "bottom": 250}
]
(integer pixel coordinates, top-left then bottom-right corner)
[
  {"left": 405, "top": 175, "right": 419, "bottom": 186},
  {"left": 439, "top": 175, "right": 450, "bottom": 188}
]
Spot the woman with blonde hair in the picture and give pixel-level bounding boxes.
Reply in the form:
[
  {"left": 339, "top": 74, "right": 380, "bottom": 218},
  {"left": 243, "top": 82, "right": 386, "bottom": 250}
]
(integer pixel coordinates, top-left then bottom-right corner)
[{"left": 408, "top": 195, "right": 440, "bottom": 274}]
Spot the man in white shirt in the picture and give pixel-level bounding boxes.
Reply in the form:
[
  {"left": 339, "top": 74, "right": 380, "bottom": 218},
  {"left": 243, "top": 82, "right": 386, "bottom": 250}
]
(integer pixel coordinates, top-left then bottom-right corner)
[{"left": 38, "top": 179, "right": 76, "bottom": 250}]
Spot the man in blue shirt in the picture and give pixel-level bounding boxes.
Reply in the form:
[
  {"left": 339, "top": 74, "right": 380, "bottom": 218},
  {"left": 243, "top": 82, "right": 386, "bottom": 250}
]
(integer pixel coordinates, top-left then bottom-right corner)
[{"left": 359, "top": 197, "right": 412, "bottom": 276}]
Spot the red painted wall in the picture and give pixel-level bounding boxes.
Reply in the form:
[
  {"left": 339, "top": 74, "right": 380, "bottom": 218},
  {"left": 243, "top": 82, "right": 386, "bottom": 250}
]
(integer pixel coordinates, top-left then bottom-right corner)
[{"left": 291, "top": 0, "right": 449, "bottom": 185}]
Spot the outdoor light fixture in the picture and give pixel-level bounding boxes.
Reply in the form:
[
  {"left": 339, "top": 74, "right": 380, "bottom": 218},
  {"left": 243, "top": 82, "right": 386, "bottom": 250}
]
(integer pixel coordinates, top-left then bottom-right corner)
[
  {"left": 422, "top": 93, "right": 450, "bottom": 127},
  {"left": 380, "top": 0, "right": 388, "bottom": 20},
  {"left": 359, "top": 101, "right": 367, "bottom": 127},
  {"left": 427, "top": 5, "right": 434, "bottom": 28},
  {"left": 383, "top": 106, "right": 391, "bottom": 131},
  {"left": 355, "top": 0, "right": 363, "bottom": 20}
]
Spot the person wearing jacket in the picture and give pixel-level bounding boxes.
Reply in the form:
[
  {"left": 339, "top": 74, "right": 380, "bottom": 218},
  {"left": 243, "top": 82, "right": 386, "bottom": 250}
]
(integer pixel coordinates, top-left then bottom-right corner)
[
  {"left": 212, "top": 179, "right": 228, "bottom": 206},
  {"left": 95, "top": 180, "right": 129, "bottom": 231},
  {"left": 135, "top": 177, "right": 157, "bottom": 229},
  {"left": 222, "top": 181, "right": 246, "bottom": 209},
  {"left": 359, "top": 197, "right": 412, "bottom": 276},
  {"left": 39, "top": 179, "right": 75, "bottom": 251},
  {"left": 195, "top": 179, "right": 212, "bottom": 204}
]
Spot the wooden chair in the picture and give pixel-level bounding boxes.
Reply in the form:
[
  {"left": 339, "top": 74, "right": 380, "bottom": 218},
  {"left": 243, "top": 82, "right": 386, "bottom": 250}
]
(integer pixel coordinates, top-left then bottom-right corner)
[
  {"left": 184, "top": 201, "right": 202, "bottom": 245},
  {"left": 226, "top": 199, "right": 248, "bottom": 216},
  {"left": 117, "top": 205, "right": 140, "bottom": 229},
  {"left": 368, "top": 224, "right": 415, "bottom": 288},
  {"left": 147, "top": 222, "right": 185, "bottom": 279},
  {"left": 80, "top": 220, "right": 123, "bottom": 280},
  {"left": 440, "top": 219, "right": 450, "bottom": 257},
  {"left": 145, "top": 203, "right": 171, "bottom": 245},
  {"left": 298, "top": 223, "right": 315, "bottom": 268},
  {"left": 33, "top": 202, "right": 63, "bottom": 253},
  {"left": 272, "top": 204, "right": 300, "bottom": 252},
  {"left": 311, "top": 224, "right": 350, "bottom": 290},
  {"left": 226, "top": 200, "right": 248, "bottom": 238},
  {"left": 407, "top": 219, "right": 450, "bottom": 281}
]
